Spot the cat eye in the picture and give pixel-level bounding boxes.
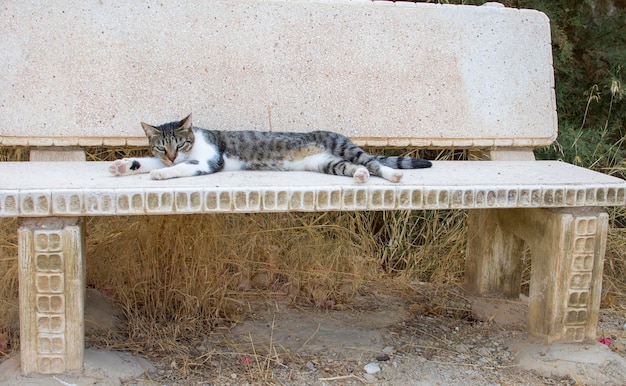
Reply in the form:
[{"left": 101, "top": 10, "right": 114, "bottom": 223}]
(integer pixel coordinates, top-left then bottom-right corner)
[{"left": 155, "top": 145, "right": 165, "bottom": 152}]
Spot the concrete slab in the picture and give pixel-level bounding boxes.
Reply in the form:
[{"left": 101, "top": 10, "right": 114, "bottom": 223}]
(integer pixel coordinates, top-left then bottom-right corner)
[
  {"left": 510, "top": 340, "right": 626, "bottom": 385},
  {"left": 0, "top": 349, "right": 155, "bottom": 386}
]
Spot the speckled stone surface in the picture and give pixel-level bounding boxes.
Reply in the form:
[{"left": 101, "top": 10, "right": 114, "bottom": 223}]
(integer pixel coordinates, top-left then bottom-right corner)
[
  {"left": 1, "top": 0, "right": 556, "bottom": 147},
  {"left": 1, "top": 161, "right": 624, "bottom": 217}
]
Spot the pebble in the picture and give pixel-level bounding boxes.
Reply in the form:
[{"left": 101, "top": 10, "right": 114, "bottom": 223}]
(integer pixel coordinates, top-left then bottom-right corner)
[
  {"left": 376, "top": 354, "right": 390, "bottom": 362},
  {"left": 364, "top": 362, "right": 381, "bottom": 374},
  {"left": 383, "top": 346, "right": 395, "bottom": 354}
]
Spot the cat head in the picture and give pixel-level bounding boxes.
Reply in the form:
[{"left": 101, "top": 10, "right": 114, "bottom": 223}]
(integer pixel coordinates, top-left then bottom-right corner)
[{"left": 141, "top": 113, "right": 195, "bottom": 165}]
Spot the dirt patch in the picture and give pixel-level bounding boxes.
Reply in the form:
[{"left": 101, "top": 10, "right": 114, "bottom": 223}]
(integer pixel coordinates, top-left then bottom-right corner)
[{"left": 2, "top": 284, "right": 626, "bottom": 385}]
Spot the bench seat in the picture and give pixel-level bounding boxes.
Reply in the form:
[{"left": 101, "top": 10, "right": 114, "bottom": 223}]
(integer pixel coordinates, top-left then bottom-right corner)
[{"left": 1, "top": 161, "right": 625, "bottom": 216}]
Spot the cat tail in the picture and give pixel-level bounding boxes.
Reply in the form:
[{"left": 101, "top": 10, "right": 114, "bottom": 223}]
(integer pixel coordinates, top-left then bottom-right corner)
[{"left": 375, "top": 156, "right": 432, "bottom": 169}]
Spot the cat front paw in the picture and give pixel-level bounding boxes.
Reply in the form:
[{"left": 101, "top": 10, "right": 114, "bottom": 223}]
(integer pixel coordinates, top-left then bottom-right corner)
[
  {"left": 150, "top": 169, "right": 170, "bottom": 180},
  {"left": 109, "top": 159, "right": 137, "bottom": 176}
]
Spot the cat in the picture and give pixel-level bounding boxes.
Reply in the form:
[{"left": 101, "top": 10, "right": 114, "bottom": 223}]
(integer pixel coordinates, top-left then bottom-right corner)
[{"left": 109, "top": 114, "right": 432, "bottom": 183}]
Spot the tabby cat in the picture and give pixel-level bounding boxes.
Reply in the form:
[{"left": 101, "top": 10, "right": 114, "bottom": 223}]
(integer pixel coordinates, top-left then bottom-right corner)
[{"left": 109, "top": 114, "right": 432, "bottom": 183}]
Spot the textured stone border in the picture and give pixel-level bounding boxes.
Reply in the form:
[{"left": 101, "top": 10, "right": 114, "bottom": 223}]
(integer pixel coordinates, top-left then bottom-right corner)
[{"left": 1, "top": 183, "right": 625, "bottom": 217}]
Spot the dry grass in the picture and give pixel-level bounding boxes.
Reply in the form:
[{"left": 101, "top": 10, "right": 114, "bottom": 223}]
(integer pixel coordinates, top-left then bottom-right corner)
[
  {"left": 0, "top": 218, "right": 18, "bottom": 354},
  {"left": 0, "top": 147, "right": 29, "bottom": 162},
  {"left": 83, "top": 208, "right": 467, "bottom": 350},
  {"left": 601, "top": 206, "right": 626, "bottom": 309},
  {"left": 86, "top": 212, "right": 381, "bottom": 349}
]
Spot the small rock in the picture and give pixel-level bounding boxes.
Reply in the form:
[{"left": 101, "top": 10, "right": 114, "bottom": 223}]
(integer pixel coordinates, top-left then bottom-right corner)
[
  {"left": 363, "top": 362, "right": 381, "bottom": 374},
  {"left": 230, "top": 373, "right": 237, "bottom": 379},
  {"left": 305, "top": 361, "right": 316, "bottom": 372},
  {"left": 382, "top": 346, "right": 395, "bottom": 354},
  {"left": 376, "top": 354, "right": 390, "bottom": 362}
]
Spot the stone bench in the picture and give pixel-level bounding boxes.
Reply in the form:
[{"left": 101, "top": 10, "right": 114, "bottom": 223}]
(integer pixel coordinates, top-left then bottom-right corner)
[{"left": 1, "top": 0, "right": 625, "bottom": 375}]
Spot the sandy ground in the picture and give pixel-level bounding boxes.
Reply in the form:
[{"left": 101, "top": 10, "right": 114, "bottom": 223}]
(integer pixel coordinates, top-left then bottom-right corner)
[{"left": 1, "top": 286, "right": 626, "bottom": 385}]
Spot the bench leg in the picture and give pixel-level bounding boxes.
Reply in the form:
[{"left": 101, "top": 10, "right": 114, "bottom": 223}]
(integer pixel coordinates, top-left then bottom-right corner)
[
  {"left": 465, "top": 209, "right": 525, "bottom": 298},
  {"left": 466, "top": 208, "right": 608, "bottom": 343},
  {"left": 18, "top": 217, "right": 85, "bottom": 375}
]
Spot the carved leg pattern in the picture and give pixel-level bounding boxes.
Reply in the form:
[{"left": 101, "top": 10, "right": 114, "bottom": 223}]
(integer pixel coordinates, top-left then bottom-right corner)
[
  {"left": 528, "top": 208, "right": 608, "bottom": 343},
  {"left": 18, "top": 217, "right": 85, "bottom": 375},
  {"left": 466, "top": 208, "right": 608, "bottom": 343}
]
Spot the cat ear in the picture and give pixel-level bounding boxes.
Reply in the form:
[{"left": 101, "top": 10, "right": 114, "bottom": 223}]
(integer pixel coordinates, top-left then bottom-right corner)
[
  {"left": 179, "top": 113, "right": 193, "bottom": 132},
  {"left": 141, "top": 122, "right": 158, "bottom": 138}
]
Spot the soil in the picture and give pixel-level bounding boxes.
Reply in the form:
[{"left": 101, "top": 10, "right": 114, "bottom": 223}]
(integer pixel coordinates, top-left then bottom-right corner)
[{"left": 2, "top": 284, "right": 626, "bottom": 385}]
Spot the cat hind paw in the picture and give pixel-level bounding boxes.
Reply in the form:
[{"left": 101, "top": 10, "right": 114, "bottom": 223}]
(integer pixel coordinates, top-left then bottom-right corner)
[
  {"left": 380, "top": 167, "right": 403, "bottom": 183},
  {"left": 353, "top": 167, "right": 370, "bottom": 184},
  {"left": 389, "top": 171, "right": 403, "bottom": 183}
]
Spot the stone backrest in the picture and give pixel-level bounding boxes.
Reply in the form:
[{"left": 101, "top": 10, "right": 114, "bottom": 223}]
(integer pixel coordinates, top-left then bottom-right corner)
[{"left": 0, "top": 0, "right": 556, "bottom": 148}]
